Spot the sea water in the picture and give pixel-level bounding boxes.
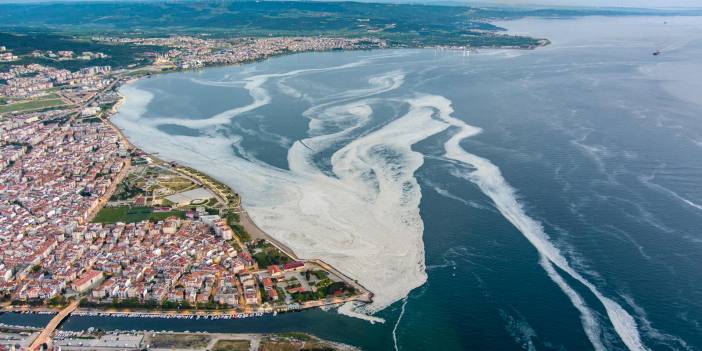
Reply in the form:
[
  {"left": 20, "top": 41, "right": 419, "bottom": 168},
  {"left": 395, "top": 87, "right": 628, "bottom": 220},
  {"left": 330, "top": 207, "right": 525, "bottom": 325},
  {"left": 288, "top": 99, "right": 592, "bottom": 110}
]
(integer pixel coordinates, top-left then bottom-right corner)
[{"left": 6, "top": 16, "right": 701, "bottom": 351}]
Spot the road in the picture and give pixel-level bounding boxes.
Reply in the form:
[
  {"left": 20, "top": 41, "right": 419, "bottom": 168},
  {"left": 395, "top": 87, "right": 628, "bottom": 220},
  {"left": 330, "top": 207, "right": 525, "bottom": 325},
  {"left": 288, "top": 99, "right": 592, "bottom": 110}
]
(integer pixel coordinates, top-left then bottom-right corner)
[
  {"left": 84, "top": 157, "right": 131, "bottom": 223},
  {"left": 29, "top": 300, "right": 79, "bottom": 350}
]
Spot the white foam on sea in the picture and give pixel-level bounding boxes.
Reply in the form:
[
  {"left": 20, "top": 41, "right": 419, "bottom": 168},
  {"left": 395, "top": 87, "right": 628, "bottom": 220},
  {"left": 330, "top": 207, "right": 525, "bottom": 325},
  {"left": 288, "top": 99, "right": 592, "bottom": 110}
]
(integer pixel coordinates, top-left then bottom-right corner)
[
  {"left": 622, "top": 294, "right": 694, "bottom": 351},
  {"left": 279, "top": 94, "right": 452, "bottom": 312},
  {"left": 116, "top": 53, "right": 648, "bottom": 349},
  {"left": 423, "top": 179, "right": 471, "bottom": 206},
  {"left": 392, "top": 297, "right": 408, "bottom": 351},
  {"left": 148, "top": 59, "right": 373, "bottom": 129},
  {"left": 639, "top": 173, "right": 702, "bottom": 211},
  {"left": 499, "top": 309, "right": 538, "bottom": 351},
  {"left": 337, "top": 302, "right": 385, "bottom": 324},
  {"left": 429, "top": 94, "right": 649, "bottom": 351},
  {"left": 541, "top": 258, "right": 606, "bottom": 351},
  {"left": 114, "top": 63, "right": 437, "bottom": 314}
]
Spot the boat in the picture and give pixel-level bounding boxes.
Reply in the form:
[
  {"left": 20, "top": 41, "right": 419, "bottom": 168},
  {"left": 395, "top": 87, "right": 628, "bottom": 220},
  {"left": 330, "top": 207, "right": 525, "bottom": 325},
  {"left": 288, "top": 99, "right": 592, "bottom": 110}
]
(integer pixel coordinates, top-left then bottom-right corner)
[{"left": 653, "top": 50, "right": 661, "bottom": 56}]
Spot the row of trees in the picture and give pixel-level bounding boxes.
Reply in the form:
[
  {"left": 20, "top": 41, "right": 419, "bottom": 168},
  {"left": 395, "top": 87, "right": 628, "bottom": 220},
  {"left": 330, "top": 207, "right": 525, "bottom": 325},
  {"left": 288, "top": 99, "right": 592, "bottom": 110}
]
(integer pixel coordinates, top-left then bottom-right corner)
[{"left": 79, "top": 297, "right": 230, "bottom": 310}]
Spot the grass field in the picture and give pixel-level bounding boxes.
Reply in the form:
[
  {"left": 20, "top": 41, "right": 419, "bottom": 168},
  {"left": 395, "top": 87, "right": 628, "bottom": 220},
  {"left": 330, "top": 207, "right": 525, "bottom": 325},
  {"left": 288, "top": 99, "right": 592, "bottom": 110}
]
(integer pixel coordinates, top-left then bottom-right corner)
[
  {"left": 150, "top": 334, "right": 210, "bottom": 349},
  {"left": 0, "top": 98, "right": 67, "bottom": 113},
  {"left": 259, "top": 340, "right": 318, "bottom": 351},
  {"left": 42, "top": 93, "right": 62, "bottom": 99},
  {"left": 212, "top": 339, "right": 250, "bottom": 351},
  {"left": 92, "top": 206, "right": 185, "bottom": 224}
]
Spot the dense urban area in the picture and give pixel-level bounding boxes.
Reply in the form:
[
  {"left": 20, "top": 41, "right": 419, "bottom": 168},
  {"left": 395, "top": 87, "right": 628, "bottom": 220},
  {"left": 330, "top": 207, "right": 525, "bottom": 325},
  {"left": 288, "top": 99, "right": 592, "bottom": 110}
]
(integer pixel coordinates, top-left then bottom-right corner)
[{"left": 0, "top": 35, "right": 380, "bottom": 350}]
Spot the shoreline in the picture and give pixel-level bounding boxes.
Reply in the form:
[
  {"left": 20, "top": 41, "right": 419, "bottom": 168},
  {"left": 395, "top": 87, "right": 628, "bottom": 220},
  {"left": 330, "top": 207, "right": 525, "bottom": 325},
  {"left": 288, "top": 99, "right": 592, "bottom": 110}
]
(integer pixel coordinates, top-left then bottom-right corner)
[
  {"left": 109, "top": 99, "right": 377, "bottom": 309},
  {"left": 98, "top": 72, "right": 375, "bottom": 314},
  {"left": 102, "top": 43, "right": 550, "bottom": 315},
  {"left": 4, "top": 42, "right": 549, "bottom": 320},
  {"left": 239, "top": 209, "right": 373, "bottom": 304},
  {"left": 0, "top": 323, "right": 360, "bottom": 351}
]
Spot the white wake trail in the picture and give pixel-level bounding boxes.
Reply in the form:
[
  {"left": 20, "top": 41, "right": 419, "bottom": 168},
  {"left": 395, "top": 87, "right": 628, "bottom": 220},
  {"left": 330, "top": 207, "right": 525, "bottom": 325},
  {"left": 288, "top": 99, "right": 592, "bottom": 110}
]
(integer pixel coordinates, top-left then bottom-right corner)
[
  {"left": 639, "top": 174, "right": 702, "bottom": 211},
  {"left": 541, "top": 258, "right": 605, "bottom": 351},
  {"left": 429, "top": 95, "right": 648, "bottom": 351},
  {"left": 392, "top": 297, "right": 409, "bottom": 351}
]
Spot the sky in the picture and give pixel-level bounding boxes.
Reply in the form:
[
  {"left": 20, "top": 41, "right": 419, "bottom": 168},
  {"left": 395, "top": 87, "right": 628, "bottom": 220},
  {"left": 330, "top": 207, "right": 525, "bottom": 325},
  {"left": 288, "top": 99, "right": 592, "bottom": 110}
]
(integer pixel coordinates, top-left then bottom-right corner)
[
  {"left": 470, "top": 0, "right": 702, "bottom": 8},
  {"left": 0, "top": 0, "right": 700, "bottom": 8}
]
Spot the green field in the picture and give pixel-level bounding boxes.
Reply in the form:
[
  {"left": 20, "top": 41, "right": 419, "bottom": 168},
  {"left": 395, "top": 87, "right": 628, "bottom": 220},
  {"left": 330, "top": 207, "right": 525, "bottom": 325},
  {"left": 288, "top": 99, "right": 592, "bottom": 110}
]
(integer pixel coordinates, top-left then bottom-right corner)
[
  {"left": 92, "top": 206, "right": 185, "bottom": 224},
  {"left": 0, "top": 98, "right": 67, "bottom": 113},
  {"left": 213, "top": 339, "right": 251, "bottom": 351},
  {"left": 150, "top": 334, "right": 210, "bottom": 349},
  {"left": 42, "top": 93, "right": 62, "bottom": 99}
]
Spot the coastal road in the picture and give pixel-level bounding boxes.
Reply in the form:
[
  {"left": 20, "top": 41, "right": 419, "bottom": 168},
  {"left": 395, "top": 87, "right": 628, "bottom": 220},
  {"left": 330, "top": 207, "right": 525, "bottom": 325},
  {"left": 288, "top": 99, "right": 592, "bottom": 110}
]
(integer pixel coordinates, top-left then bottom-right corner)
[
  {"left": 84, "top": 157, "right": 131, "bottom": 223},
  {"left": 239, "top": 210, "right": 372, "bottom": 303},
  {"left": 29, "top": 300, "right": 80, "bottom": 350}
]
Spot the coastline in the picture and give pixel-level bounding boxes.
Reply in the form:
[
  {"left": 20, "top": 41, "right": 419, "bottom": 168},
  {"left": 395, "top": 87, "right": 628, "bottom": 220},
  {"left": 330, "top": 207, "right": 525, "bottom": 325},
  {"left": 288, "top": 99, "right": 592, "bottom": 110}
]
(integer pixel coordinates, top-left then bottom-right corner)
[
  {"left": 103, "top": 73, "right": 374, "bottom": 312},
  {"left": 238, "top": 209, "right": 373, "bottom": 304},
  {"left": 0, "top": 321, "right": 360, "bottom": 351},
  {"left": 108, "top": 88, "right": 375, "bottom": 304},
  {"left": 101, "top": 43, "right": 551, "bottom": 316},
  {"left": 4, "top": 41, "right": 550, "bottom": 321}
]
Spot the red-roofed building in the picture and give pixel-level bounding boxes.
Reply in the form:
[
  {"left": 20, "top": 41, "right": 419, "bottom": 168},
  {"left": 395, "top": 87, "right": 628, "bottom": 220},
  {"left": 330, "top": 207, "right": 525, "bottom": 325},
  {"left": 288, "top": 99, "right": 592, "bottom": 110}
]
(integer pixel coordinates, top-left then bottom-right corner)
[
  {"left": 268, "top": 288, "right": 279, "bottom": 301},
  {"left": 72, "top": 269, "right": 103, "bottom": 293},
  {"left": 134, "top": 195, "right": 146, "bottom": 206},
  {"left": 238, "top": 252, "right": 254, "bottom": 266},
  {"left": 283, "top": 261, "right": 304, "bottom": 271},
  {"left": 267, "top": 265, "right": 283, "bottom": 278}
]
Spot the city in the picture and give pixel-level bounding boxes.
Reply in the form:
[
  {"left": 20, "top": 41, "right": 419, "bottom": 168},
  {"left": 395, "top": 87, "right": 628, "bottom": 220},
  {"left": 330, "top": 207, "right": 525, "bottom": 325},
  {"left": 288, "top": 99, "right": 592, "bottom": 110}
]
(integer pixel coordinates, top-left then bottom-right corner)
[
  {"left": 1, "top": 35, "right": 376, "bottom": 350},
  {"left": 3, "top": 1, "right": 701, "bottom": 350}
]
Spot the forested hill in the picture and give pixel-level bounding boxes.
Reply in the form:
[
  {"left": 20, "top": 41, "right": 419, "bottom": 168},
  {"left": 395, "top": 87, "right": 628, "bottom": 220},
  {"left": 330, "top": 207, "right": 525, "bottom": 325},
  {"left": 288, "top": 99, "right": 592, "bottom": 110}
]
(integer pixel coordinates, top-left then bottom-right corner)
[
  {"left": 1, "top": 1, "right": 695, "bottom": 47},
  {"left": 0, "top": 1, "right": 540, "bottom": 47}
]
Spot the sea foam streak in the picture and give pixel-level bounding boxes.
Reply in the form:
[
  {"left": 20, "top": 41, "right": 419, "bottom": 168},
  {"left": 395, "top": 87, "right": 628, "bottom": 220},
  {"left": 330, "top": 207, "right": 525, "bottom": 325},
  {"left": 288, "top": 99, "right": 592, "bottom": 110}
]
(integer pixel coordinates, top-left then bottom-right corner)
[
  {"left": 147, "top": 59, "right": 372, "bottom": 129},
  {"left": 431, "top": 95, "right": 649, "bottom": 351},
  {"left": 639, "top": 173, "right": 702, "bottom": 211},
  {"left": 115, "top": 64, "right": 435, "bottom": 314},
  {"left": 281, "top": 93, "right": 450, "bottom": 312},
  {"left": 117, "top": 54, "right": 646, "bottom": 347}
]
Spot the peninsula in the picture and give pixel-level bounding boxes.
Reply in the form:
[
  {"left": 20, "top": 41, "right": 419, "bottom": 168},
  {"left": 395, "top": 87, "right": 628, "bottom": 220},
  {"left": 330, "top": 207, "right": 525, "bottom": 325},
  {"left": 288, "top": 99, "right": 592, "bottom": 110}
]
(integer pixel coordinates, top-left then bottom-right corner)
[
  {"left": 0, "top": 35, "right": 392, "bottom": 350},
  {"left": 0, "top": 1, "right": 554, "bottom": 349}
]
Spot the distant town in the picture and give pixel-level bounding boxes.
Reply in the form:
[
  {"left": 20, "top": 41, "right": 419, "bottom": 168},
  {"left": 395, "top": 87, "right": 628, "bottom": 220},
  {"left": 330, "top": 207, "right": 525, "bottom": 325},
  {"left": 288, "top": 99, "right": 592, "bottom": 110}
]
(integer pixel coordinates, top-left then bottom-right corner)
[{"left": 0, "top": 35, "right": 381, "bottom": 350}]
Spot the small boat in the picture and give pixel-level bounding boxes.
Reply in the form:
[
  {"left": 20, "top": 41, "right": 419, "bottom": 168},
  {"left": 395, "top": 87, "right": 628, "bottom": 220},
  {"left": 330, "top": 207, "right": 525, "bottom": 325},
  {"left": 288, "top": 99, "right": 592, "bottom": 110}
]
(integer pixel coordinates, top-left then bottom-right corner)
[{"left": 653, "top": 50, "right": 661, "bottom": 56}]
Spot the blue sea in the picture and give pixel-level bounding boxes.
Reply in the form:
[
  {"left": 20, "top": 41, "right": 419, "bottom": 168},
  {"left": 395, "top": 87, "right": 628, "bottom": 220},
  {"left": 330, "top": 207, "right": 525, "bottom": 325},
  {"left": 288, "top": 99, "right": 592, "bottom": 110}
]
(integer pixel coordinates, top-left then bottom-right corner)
[{"left": 4, "top": 16, "right": 702, "bottom": 351}]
